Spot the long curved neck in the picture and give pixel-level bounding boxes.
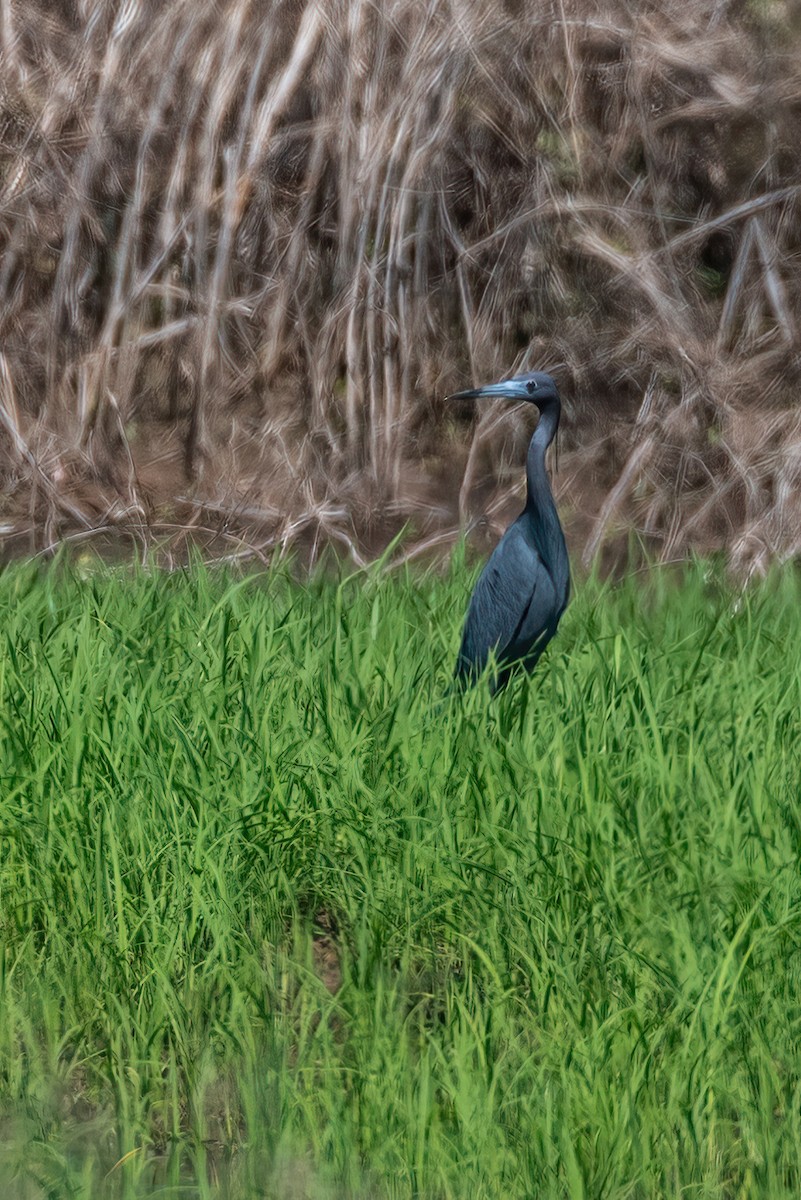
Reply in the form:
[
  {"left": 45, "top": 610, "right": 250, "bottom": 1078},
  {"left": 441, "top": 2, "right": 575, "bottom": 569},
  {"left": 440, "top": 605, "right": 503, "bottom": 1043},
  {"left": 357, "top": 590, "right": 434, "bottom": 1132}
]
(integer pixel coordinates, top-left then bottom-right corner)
[{"left": 525, "top": 399, "right": 567, "bottom": 580}]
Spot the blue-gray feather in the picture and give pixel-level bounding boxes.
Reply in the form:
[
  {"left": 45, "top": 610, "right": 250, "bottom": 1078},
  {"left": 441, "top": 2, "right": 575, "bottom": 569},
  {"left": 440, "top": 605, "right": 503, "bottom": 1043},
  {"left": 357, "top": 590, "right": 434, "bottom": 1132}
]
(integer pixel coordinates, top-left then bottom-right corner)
[{"left": 450, "top": 370, "right": 569, "bottom": 693}]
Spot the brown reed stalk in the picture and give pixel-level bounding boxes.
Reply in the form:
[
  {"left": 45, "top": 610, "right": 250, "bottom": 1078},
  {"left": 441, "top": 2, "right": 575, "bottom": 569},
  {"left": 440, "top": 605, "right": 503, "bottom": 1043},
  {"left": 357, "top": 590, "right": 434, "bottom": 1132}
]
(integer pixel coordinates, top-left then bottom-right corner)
[{"left": 1, "top": 0, "right": 800, "bottom": 568}]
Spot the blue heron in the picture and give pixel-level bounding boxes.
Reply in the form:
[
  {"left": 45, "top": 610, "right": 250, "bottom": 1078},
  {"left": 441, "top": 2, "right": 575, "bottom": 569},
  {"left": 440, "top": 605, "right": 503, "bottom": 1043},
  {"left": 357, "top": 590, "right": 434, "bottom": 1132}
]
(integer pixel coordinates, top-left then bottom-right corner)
[{"left": 450, "top": 370, "right": 569, "bottom": 692}]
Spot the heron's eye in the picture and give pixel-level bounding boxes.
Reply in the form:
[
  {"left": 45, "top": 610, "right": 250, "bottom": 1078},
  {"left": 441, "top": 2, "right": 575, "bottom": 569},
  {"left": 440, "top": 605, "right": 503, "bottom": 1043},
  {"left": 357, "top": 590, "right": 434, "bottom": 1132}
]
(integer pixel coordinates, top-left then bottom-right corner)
[{"left": 526, "top": 381, "right": 537, "bottom": 394}]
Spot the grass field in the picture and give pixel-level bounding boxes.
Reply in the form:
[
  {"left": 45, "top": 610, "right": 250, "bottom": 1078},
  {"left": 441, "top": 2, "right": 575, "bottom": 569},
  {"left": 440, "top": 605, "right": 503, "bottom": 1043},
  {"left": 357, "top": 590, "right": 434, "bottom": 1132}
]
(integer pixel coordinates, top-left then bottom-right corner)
[{"left": 1, "top": 555, "right": 801, "bottom": 1198}]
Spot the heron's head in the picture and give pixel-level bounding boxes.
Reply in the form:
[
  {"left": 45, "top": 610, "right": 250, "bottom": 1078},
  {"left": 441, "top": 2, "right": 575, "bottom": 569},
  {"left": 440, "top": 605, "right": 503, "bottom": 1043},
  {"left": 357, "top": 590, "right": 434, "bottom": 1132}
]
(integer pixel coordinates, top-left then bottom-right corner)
[{"left": 447, "top": 370, "right": 559, "bottom": 410}]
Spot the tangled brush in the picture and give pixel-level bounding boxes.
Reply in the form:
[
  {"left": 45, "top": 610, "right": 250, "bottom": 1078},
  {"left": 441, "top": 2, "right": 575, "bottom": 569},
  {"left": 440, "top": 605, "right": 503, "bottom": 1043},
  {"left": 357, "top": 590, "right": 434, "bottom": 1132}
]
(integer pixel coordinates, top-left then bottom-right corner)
[{"left": 1, "top": 0, "right": 800, "bottom": 569}]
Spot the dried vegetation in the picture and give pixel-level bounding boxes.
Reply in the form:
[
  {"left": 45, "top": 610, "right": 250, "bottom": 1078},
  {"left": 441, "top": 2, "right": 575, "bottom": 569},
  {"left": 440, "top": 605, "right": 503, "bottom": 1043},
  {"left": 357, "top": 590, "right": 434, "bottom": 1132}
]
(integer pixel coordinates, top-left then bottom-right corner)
[{"left": 1, "top": 0, "right": 801, "bottom": 568}]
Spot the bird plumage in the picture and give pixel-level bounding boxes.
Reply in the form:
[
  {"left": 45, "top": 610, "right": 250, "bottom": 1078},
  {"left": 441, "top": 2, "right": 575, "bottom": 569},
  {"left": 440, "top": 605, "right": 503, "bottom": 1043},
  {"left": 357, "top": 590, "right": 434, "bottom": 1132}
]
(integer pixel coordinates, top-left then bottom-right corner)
[{"left": 450, "top": 370, "right": 569, "bottom": 692}]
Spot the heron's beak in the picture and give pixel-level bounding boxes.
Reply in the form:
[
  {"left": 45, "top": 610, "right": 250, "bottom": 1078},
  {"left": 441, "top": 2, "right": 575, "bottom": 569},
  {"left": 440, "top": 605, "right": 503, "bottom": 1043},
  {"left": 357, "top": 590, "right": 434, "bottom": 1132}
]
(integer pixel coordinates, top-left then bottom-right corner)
[{"left": 446, "top": 381, "right": 530, "bottom": 403}]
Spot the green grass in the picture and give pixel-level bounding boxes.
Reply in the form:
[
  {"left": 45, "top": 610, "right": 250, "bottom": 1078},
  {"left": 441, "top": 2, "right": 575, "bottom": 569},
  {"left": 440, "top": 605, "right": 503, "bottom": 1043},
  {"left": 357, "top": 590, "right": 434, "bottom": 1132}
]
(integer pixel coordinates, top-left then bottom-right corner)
[{"left": 1, "top": 553, "right": 801, "bottom": 1199}]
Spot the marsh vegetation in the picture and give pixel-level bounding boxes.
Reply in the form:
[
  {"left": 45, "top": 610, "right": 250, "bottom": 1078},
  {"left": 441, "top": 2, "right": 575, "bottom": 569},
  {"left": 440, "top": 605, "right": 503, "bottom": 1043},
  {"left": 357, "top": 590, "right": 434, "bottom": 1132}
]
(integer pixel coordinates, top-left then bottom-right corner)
[
  {"left": 2, "top": 1, "right": 801, "bottom": 566},
  {"left": 1, "top": 560, "right": 800, "bottom": 1196}
]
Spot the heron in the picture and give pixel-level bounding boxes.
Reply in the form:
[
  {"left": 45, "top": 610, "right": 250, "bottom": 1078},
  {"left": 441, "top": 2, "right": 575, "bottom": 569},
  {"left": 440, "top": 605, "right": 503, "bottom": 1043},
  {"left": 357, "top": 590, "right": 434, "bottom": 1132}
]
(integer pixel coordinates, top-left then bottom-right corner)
[{"left": 449, "top": 370, "right": 569, "bottom": 692}]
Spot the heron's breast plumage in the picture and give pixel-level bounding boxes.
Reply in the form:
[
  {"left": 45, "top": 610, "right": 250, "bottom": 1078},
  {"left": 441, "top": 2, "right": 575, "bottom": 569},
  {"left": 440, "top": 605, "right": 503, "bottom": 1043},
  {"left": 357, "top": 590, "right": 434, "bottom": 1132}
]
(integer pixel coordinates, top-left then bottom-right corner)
[{"left": 458, "top": 518, "right": 560, "bottom": 673}]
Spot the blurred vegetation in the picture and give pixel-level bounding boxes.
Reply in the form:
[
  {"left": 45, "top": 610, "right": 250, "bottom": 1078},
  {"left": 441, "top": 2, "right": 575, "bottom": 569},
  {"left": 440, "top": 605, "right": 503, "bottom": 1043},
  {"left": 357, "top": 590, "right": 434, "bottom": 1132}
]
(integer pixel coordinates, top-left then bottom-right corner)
[{"left": 1, "top": 0, "right": 801, "bottom": 568}]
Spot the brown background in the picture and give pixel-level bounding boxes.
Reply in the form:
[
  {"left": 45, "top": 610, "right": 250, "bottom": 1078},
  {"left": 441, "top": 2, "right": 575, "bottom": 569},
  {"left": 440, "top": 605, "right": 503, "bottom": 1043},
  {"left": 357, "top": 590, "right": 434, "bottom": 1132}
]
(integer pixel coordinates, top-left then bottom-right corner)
[{"left": 2, "top": 0, "right": 801, "bottom": 573}]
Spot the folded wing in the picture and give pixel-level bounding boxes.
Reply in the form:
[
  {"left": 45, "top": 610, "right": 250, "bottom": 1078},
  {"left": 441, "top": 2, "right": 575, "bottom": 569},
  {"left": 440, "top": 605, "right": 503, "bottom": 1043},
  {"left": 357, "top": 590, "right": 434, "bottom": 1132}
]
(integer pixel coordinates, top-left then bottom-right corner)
[{"left": 455, "top": 521, "right": 558, "bottom": 684}]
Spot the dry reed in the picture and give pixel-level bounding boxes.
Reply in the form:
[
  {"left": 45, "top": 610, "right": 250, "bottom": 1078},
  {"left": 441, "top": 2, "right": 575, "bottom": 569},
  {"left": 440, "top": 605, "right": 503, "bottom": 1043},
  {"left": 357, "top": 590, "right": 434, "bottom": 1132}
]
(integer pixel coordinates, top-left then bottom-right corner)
[{"left": 1, "top": 0, "right": 801, "bottom": 568}]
